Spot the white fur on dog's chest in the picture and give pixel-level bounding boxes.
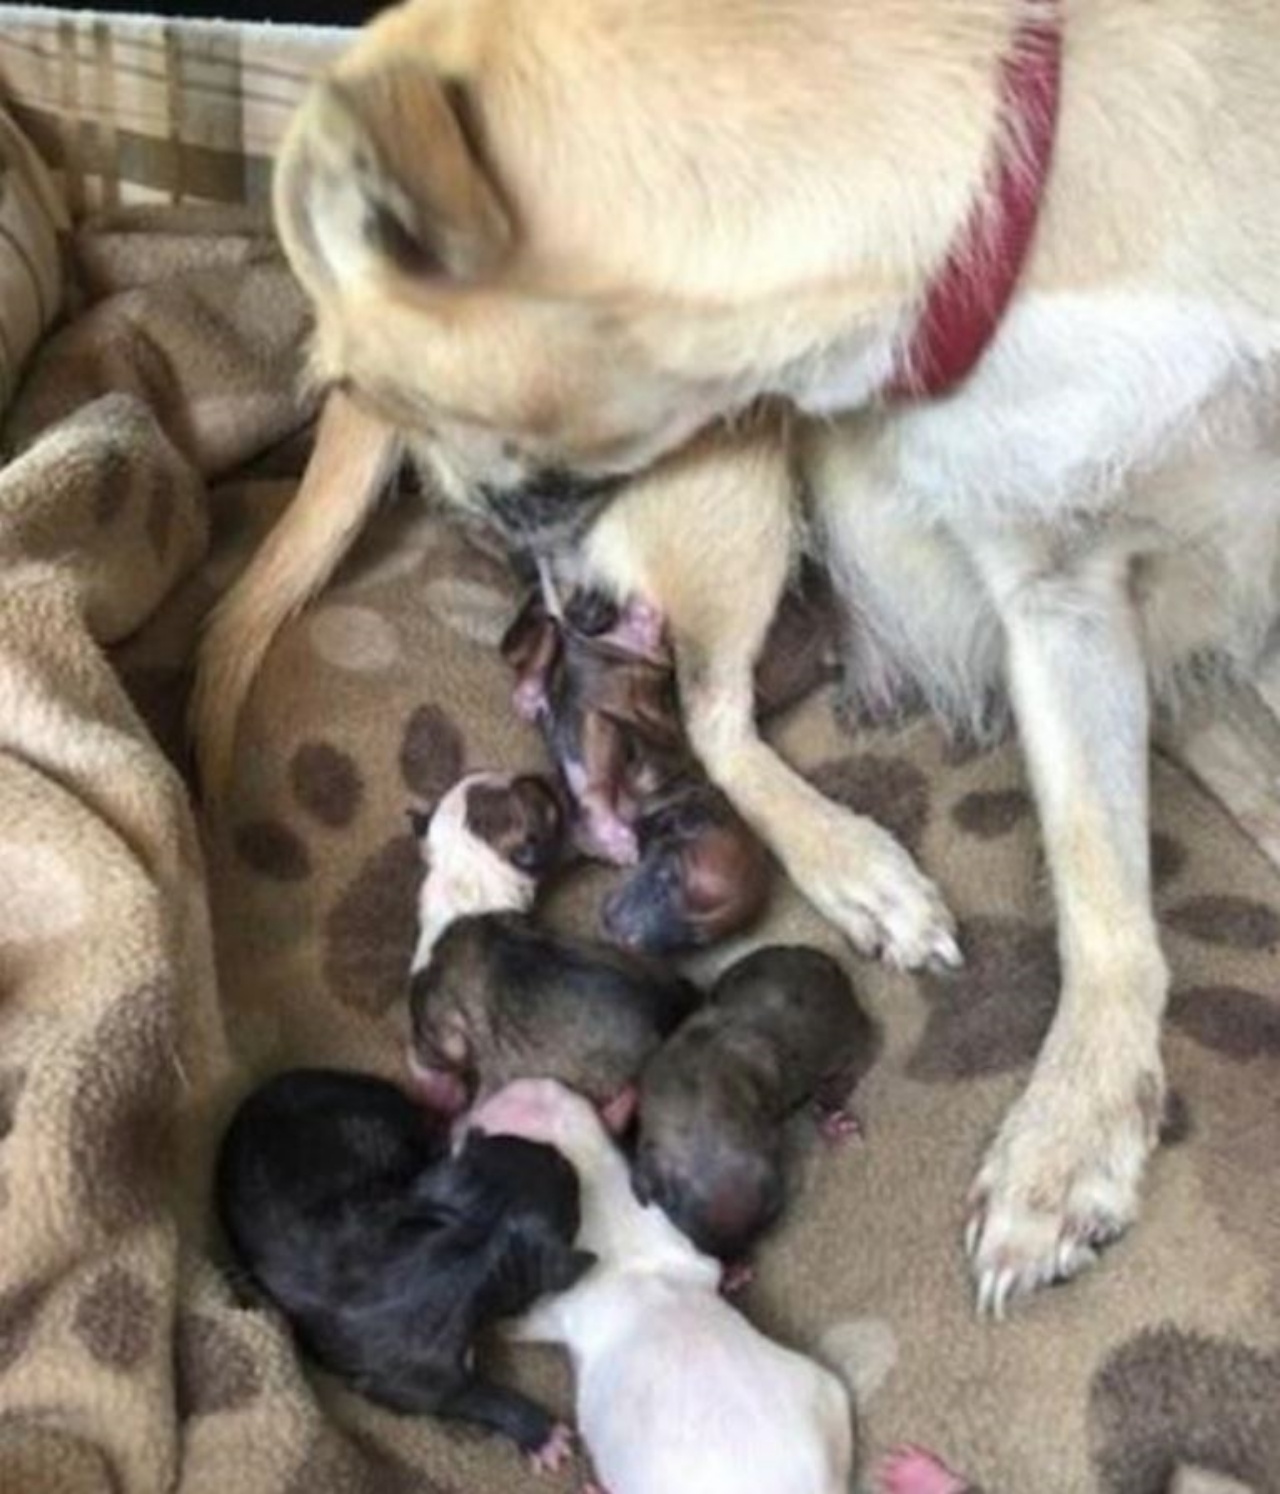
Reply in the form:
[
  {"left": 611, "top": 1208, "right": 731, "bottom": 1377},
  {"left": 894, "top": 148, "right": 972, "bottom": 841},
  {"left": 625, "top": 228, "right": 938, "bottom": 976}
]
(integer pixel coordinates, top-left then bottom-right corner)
[{"left": 882, "top": 289, "right": 1257, "bottom": 525}]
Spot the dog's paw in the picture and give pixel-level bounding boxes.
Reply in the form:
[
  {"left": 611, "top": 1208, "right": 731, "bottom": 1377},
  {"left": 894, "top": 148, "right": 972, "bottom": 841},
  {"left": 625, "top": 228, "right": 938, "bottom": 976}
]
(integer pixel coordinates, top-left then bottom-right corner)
[
  {"left": 790, "top": 811, "right": 960, "bottom": 971},
  {"left": 966, "top": 1062, "right": 1163, "bottom": 1316},
  {"left": 874, "top": 1445, "right": 971, "bottom": 1494},
  {"left": 528, "top": 1423, "right": 575, "bottom": 1474}
]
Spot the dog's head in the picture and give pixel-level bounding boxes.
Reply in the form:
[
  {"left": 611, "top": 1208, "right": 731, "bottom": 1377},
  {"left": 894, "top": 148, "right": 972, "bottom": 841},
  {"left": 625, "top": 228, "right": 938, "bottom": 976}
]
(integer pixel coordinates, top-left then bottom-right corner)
[
  {"left": 271, "top": 5, "right": 818, "bottom": 523},
  {"left": 275, "top": 38, "right": 719, "bottom": 522}
]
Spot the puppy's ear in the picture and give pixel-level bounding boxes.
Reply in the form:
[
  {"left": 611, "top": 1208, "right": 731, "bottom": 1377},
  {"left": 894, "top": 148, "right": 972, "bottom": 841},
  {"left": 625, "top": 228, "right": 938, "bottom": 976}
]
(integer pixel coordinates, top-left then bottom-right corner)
[
  {"left": 538, "top": 1242, "right": 598, "bottom": 1295},
  {"left": 274, "top": 59, "right": 511, "bottom": 298},
  {"left": 406, "top": 802, "right": 436, "bottom": 842}
]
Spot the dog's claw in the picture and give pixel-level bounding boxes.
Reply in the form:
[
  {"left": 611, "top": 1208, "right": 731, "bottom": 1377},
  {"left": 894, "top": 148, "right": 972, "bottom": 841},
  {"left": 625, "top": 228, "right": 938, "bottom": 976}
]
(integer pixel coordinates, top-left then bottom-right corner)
[
  {"left": 528, "top": 1423, "right": 575, "bottom": 1474},
  {"left": 926, "top": 930, "right": 964, "bottom": 972}
]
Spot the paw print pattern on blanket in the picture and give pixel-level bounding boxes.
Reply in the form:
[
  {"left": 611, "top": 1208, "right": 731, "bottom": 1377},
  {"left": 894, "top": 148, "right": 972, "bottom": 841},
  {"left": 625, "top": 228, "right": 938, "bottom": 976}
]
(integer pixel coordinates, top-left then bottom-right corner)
[
  {"left": 174, "top": 1314, "right": 264, "bottom": 1420},
  {"left": 72, "top": 1266, "right": 159, "bottom": 1371},
  {"left": 289, "top": 743, "right": 363, "bottom": 828},
  {"left": 68, "top": 979, "right": 179, "bottom": 1233},
  {"left": 323, "top": 835, "right": 422, "bottom": 1017},
  {"left": 228, "top": 703, "right": 470, "bottom": 1018},
  {"left": 1165, "top": 896, "right": 1280, "bottom": 950},
  {"left": 1090, "top": 1329, "right": 1280, "bottom": 1494},
  {"left": 808, "top": 753, "right": 933, "bottom": 856}
]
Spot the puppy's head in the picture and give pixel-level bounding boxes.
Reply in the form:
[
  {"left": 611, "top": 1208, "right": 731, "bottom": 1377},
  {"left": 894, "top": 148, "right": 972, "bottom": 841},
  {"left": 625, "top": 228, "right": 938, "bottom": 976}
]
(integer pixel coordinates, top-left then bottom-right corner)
[
  {"left": 272, "top": 12, "right": 753, "bottom": 523},
  {"left": 631, "top": 1126, "right": 785, "bottom": 1262},
  {"left": 603, "top": 789, "right": 770, "bottom": 952},
  {"left": 413, "top": 770, "right": 564, "bottom": 918}
]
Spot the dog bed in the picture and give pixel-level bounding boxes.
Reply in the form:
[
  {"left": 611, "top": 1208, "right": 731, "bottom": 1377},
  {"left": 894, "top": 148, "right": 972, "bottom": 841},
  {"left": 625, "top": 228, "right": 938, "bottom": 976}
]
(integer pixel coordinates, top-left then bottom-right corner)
[{"left": 0, "top": 10, "right": 1277, "bottom": 1493}]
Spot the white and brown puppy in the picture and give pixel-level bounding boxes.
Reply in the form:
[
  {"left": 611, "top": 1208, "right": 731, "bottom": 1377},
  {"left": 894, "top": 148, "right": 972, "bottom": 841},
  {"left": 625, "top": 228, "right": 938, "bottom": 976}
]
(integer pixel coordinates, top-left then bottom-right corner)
[
  {"left": 467, "top": 1078, "right": 855, "bottom": 1494},
  {"left": 195, "top": 0, "right": 1280, "bottom": 1313}
]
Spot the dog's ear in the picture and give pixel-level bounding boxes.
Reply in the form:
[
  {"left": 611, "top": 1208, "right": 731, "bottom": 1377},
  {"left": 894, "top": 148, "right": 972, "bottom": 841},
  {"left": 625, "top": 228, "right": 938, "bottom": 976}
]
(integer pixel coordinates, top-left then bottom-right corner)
[{"left": 274, "top": 59, "right": 511, "bottom": 298}]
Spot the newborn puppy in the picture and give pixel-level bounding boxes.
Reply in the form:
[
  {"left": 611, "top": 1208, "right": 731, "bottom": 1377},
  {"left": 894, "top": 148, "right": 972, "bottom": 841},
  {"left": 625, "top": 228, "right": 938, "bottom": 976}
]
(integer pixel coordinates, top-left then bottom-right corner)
[
  {"left": 501, "top": 585, "right": 772, "bottom": 951},
  {"left": 501, "top": 584, "right": 682, "bottom": 865},
  {"left": 409, "top": 913, "right": 700, "bottom": 1121},
  {"left": 409, "top": 768, "right": 566, "bottom": 972},
  {"left": 215, "top": 1069, "right": 590, "bottom": 1466},
  {"left": 469, "top": 1078, "right": 854, "bottom": 1494},
  {"left": 408, "top": 774, "right": 701, "bottom": 1116},
  {"left": 634, "top": 945, "right": 876, "bottom": 1262},
  {"left": 602, "top": 777, "right": 771, "bottom": 953}
]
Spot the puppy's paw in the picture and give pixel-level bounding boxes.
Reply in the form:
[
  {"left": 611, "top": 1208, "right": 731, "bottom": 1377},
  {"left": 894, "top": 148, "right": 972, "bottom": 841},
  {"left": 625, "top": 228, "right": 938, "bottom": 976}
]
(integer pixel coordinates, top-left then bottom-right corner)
[
  {"left": 512, "top": 679, "right": 548, "bottom": 723},
  {"left": 789, "top": 811, "right": 960, "bottom": 971},
  {"left": 719, "top": 1260, "right": 755, "bottom": 1296},
  {"left": 875, "top": 1445, "right": 971, "bottom": 1494},
  {"left": 528, "top": 1422, "right": 575, "bottom": 1475},
  {"left": 817, "top": 1104, "right": 862, "bottom": 1144},
  {"left": 966, "top": 1061, "right": 1163, "bottom": 1317}
]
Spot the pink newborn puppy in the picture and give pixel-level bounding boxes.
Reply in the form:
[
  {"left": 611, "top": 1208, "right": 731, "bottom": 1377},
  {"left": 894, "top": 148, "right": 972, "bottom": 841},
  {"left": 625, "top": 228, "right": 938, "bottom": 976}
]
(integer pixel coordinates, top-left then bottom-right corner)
[{"left": 467, "top": 1078, "right": 853, "bottom": 1494}]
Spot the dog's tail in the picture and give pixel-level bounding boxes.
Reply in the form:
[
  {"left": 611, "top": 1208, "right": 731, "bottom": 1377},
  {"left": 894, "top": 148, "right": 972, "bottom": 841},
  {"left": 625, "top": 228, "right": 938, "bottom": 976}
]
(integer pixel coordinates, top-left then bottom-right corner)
[{"left": 192, "top": 389, "right": 402, "bottom": 804}]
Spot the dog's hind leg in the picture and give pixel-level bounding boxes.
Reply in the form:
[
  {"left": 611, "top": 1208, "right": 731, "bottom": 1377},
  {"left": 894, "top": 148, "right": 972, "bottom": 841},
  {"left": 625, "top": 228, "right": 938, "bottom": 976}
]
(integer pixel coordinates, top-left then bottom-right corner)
[
  {"left": 962, "top": 530, "right": 1169, "bottom": 1314},
  {"left": 1157, "top": 662, "right": 1280, "bottom": 871},
  {"left": 584, "top": 421, "right": 959, "bottom": 970}
]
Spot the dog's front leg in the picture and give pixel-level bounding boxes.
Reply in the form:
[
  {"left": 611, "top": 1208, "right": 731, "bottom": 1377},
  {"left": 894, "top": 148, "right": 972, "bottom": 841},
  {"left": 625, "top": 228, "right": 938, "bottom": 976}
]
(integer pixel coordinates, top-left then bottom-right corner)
[
  {"left": 584, "top": 423, "right": 958, "bottom": 969},
  {"left": 964, "top": 533, "right": 1169, "bottom": 1314},
  {"left": 679, "top": 636, "right": 958, "bottom": 969}
]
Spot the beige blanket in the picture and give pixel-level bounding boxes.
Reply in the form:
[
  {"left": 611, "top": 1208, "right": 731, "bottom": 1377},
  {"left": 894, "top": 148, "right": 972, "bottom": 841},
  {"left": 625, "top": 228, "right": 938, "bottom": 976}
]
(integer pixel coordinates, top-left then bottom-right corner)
[{"left": 0, "top": 113, "right": 1277, "bottom": 1494}]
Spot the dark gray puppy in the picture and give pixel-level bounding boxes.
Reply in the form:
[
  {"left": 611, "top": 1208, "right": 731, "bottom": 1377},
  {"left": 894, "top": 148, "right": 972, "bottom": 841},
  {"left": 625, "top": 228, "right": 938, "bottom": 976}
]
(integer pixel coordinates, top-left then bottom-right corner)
[
  {"left": 216, "top": 1068, "right": 590, "bottom": 1468},
  {"left": 633, "top": 946, "right": 878, "bottom": 1263},
  {"left": 408, "top": 913, "right": 701, "bottom": 1124}
]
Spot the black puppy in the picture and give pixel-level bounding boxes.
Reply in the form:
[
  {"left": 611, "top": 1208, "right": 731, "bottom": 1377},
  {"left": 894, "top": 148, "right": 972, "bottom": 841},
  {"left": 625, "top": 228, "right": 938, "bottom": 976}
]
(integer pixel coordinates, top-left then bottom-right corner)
[
  {"left": 216, "top": 1069, "right": 592, "bottom": 1467},
  {"left": 409, "top": 913, "right": 700, "bottom": 1127},
  {"left": 633, "top": 946, "right": 878, "bottom": 1265}
]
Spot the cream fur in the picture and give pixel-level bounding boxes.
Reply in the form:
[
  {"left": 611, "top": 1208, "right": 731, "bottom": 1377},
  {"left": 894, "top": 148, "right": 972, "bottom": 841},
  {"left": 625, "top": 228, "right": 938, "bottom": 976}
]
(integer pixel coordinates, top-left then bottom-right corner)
[{"left": 194, "top": 0, "right": 1280, "bottom": 1313}]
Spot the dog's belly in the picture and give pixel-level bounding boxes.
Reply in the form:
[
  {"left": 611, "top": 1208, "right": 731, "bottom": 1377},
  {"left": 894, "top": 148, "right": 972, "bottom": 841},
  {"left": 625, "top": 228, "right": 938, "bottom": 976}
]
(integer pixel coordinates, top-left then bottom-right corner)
[{"left": 808, "top": 363, "right": 1280, "bottom": 733}]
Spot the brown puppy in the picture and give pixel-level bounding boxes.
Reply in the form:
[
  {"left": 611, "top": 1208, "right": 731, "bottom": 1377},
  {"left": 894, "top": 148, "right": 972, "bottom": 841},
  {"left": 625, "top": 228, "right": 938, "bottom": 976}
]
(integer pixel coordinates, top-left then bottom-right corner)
[
  {"left": 408, "top": 913, "right": 700, "bottom": 1121},
  {"left": 408, "top": 770, "right": 701, "bottom": 1118},
  {"left": 501, "top": 584, "right": 773, "bottom": 952},
  {"left": 500, "top": 567, "right": 838, "bottom": 950},
  {"left": 500, "top": 584, "right": 680, "bottom": 866},
  {"left": 602, "top": 777, "right": 771, "bottom": 955},
  {"left": 633, "top": 945, "right": 877, "bottom": 1265},
  {"left": 193, "top": 0, "right": 1280, "bottom": 1313}
]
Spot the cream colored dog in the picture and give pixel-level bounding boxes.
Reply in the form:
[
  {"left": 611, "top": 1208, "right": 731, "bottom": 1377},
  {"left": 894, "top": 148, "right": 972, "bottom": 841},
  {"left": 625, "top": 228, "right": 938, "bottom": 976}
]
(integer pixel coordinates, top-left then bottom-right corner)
[{"left": 194, "top": 0, "right": 1280, "bottom": 1314}]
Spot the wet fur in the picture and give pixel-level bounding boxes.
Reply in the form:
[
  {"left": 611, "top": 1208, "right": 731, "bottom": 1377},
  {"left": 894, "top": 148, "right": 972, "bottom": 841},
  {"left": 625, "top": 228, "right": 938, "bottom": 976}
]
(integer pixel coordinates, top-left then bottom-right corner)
[{"left": 501, "top": 586, "right": 774, "bottom": 950}]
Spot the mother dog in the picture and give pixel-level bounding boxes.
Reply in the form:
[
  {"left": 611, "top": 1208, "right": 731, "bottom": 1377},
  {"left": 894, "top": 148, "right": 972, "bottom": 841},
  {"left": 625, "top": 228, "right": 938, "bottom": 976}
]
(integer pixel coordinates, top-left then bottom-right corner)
[{"left": 195, "top": 0, "right": 1280, "bottom": 1313}]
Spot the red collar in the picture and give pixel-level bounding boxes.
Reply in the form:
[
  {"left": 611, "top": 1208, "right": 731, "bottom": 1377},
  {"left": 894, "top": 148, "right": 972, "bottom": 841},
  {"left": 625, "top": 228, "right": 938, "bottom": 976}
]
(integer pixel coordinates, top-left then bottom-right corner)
[{"left": 886, "top": 2, "right": 1063, "bottom": 401}]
